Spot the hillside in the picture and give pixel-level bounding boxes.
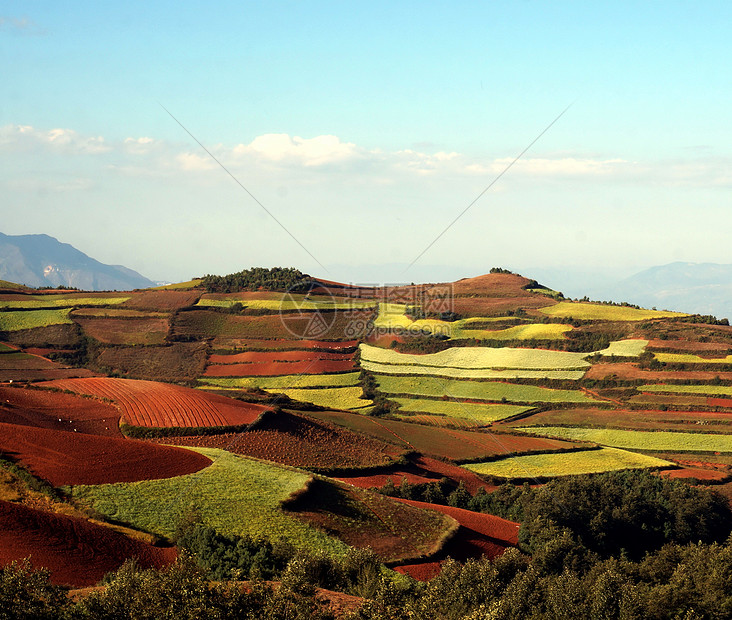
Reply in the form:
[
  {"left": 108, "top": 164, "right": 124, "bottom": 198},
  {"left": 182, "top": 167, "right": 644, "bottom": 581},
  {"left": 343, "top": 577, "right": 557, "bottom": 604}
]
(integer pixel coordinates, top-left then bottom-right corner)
[
  {"left": 0, "top": 232, "right": 155, "bottom": 290},
  {"left": 1, "top": 266, "right": 732, "bottom": 615}
]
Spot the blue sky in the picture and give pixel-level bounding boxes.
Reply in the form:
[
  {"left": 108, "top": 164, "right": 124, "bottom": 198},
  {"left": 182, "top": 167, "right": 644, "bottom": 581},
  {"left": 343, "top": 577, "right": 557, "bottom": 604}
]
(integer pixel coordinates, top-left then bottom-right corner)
[{"left": 2, "top": 1, "right": 731, "bottom": 286}]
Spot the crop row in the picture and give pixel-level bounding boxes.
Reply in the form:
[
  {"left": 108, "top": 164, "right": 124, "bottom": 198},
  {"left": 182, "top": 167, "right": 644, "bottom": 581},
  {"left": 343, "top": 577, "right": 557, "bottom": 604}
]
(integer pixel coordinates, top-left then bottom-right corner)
[
  {"left": 0, "top": 295, "right": 130, "bottom": 309},
  {"left": 359, "top": 343, "right": 590, "bottom": 370},
  {"left": 360, "top": 359, "right": 586, "bottom": 380},
  {"left": 516, "top": 426, "right": 732, "bottom": 453},
  {"left": 463, "top": 447, "right": 673, "bottom": 479},
  {"left": 392, "top": 397, "right": 531, "bottom": 425},
  {"left": 374, "top": 374, "right": 597, "bottom": 404},
  {"left": 639, "top": 384, "right": 732, "bottom": 397},
  {"left": 199, "top": 372, "right": 361, "bottom": 390}
]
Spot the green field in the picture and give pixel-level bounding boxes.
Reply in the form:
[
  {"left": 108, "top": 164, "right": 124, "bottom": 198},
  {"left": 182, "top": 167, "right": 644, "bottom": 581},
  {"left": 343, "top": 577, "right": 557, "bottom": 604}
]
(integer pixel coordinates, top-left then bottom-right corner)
[
  {"left": 538, "top": 301, "right": 685, "bottom": 321},
  {"left": 275, "top": 386, "right": 371, "bottom": 410},
  {"left": 0, "top": 343, "right": 14, "bottom": 352},
  {"left": 596, "top": 339, "right": 649, "bottom": 357},
  {"left": 359, "top": 343, "right": 590, "bottom": 370},
  {"left": 462, "top": 447, "right": 672, "bottom": 479},
  {"left": 69, "top": 448, "right": 348, "bottom": 554},
  {"left": 197, "top": 297, "right": 375, "bottom": 311},
  {"left": 0, "top": 296, "right": 130, "bottom": 309},
  {"left": 361, "top": 360, "right": 586, "bottom": 380},
  {"left": 199, "top": 372, "right": 361, "bottom": 390},
  {"left": 375, "top": 375, "right": 596, "bottom": 404},
  {"left": 639, "top": 384, "right": 732, "bottom": 397},
  {"left": 0, "top": 309, "right": 73, "bottom": 331},
  {"left": 517, "top": 426, "right": 732, "bottom": 453},
  {"left": 392, "top": 397, "right": 531, "bottom": 424},
  {"left": 654, "top": 352, "right": 732, "bottom": 364}
]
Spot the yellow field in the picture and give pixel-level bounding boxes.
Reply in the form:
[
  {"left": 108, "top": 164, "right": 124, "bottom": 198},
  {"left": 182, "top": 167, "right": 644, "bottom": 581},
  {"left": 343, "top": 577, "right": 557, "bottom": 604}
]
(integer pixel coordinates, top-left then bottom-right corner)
[
  {"left": 538, "top": 302, "right": 685, "bottom": 321},
  {"left": 654, "top": 352, "right": 732, "bottom": 364},
  {"left": 463, "top": 448, "right": 672, "bottom": 479},
  {"left": 360, "top": 343, "right": 590, "bottom": 370},
  {"left": 596, "top": 339, "right": 649, "bottom": 357}
]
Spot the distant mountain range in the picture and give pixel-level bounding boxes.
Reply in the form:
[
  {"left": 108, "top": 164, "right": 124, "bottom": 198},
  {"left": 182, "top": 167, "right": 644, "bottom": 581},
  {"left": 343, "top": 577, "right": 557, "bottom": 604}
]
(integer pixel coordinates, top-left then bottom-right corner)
[
  {"left": 527, "top": 262, "right": 732, "bottom": 321},
  {"left": 0, "top": 233, "right": 155, "bottom": 291}
]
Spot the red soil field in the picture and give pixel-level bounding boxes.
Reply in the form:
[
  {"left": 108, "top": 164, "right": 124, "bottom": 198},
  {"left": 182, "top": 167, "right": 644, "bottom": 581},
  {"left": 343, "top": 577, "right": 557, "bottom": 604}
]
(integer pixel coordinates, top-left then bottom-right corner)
[
  {"left": 0, "top": 353, "right": 63, "bottom": 370},
  {"left": 709, "top": 398, "right": 732, "bottom": 408},
  {"left": 437, "top": 296, "right": 553, "bottom": 318},
  {"left": 647, "top": 339, "right": 732, "bottom": 353},
  {"left": 448, "top": 273, "right": 539, "bottom": 297},
  {"left": 225, "top": 338, "right": 359, "bottom": 350},
  {"left": 204, "top": 359, "right": 355, "bottom": 377},
  {"left": 393, "top": 499, "right": 519, "bottom": 581},
  {"left": 305, "top": 410, "right": 575, "bottom": 461},
  {"left": 152, "top": 411, "right": 403, "bottom": 470},
  {"left": 0, "top": 422, "right": 211, "bottom": 485},
  {"left": 0, "top": 385, "right": 121, "bottom": 436},
  {"left": 0, "top": 368, "right": 99, "bottom": 382},
  {"left": 38, "top": 377, "right": 272, "bottom": 428},
  {"left": 0, "top": 501, "right": 176, "bottom": 587},
  {"left": 657, "top": 467, "right": 730, "bottom": 482},
  {"left": 208, "top": 350, "right": 353, "bottom": 364},
  {"left": 338, "top": 456, "right": 497, "bottom": 495},
  {"left": 584, "top": 362, "right": 732, "bottom": 382},
  {"left": 73, "top": 316, "right": 170, "bottom": 345},
  {"left": 23, "top": 348, "right": 75, "bottom": 357},
  {"left": 121, "top": 289, "right": 201, "bottom": 311}
]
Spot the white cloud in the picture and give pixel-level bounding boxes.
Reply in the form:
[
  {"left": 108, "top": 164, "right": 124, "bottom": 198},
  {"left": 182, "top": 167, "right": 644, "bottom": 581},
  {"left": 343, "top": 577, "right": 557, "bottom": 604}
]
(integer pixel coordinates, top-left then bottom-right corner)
[
  {"left": 233, "top": 133, "right": 361, "bottom": 166},
  {"left": 0, "top": 124, "right": 110, "bottom": 154},
  {"left": 176, "top": 152, "right": 215, "bottom": 172}
]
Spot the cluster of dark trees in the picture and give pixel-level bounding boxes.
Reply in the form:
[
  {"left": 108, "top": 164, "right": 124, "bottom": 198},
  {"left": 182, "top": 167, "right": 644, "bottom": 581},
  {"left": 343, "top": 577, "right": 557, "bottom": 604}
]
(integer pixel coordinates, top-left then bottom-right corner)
[
  {"left": 200, "top": 267, "right": 311, "bottom": 293},
  {"left": 4, "top": 471, "right": 732, "bottom": 618}
]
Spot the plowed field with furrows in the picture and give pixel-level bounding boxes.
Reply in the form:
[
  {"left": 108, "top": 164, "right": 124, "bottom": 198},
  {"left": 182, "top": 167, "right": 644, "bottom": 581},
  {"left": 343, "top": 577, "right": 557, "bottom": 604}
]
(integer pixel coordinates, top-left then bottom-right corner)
[
  {"left": 0, "top": 385, "right": 120, "bottom": 436},
  {"left": 204, "top": 359, "right": 355, "bottom": 377},
  {"left": 38, "top": 377, "right": 272, "bottom": 428},
  {"left": 208, "top": 350, "right": 353, "bottom": 364},
  {"left": 0, "top": 500, "right": 177, "bottom": 587},
  {"left": 0, "top": 422, "right": 211, "bottom": 485}
]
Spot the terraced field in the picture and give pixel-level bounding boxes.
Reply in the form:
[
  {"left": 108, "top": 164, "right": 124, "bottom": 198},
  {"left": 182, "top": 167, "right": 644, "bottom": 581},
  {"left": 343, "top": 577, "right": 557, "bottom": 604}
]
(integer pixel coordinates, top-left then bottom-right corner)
[
  {"left": 274, "top": 387, "right": 371, "bottom": 410},
  {"left": 38, "top": 377, "right": 272, "bottom": 428},
  {"left": 199, "top": 372, "right": 361, "bottom": 389},
  {"left": 654, "top": 352, "right": 732, "bottom": 364},
  {"left": 0, "top": 309, "right": 73, "bottom": 331},
  {"left": 375, "top": 375, "right": 597, "bottom": 404},
  {"left": 304, "top": 410, "right": 577, "bottom": 461},
  {"left": 0, "top": 295, "right": 130, "bottom": 309},
  {"left": 596, "top": 339, "right": 649, "bottom": 357},
  {"left": 392, "top": 397, "right": 531, "bottom": 425},
  {"left": 362, "top": 360, "right": 586, "bottom": 380},
  {"left": 640, "top": 384, "right": 732, "bottom": 397},
  {"left": 517, "top": 426, "right": 732, "bottom": 453},
  {"left": 360, "top": 343, "right": 590, "bottom": 370},
  {"left": 463, "top": 447, "right": 673, "bottom": 479},
  {"left": 538, "top": 301, "right": 686, "bottom": 321}
]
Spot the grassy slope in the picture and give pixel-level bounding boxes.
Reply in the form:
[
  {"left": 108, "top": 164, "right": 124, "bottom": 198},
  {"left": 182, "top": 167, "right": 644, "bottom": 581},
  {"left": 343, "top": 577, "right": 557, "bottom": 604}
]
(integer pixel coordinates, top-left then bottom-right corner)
[{"left": 69, "top": 448, "right": 348, "bottom": 554}]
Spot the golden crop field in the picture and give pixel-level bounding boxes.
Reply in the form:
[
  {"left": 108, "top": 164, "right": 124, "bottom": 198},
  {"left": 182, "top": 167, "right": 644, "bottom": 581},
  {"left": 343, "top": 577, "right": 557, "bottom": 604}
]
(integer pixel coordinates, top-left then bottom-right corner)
[
  {"left": 517, "top": 426, "right": 732, "bottom": 452},
  {"left": 463, "top": 447, "right": 672, "bottom": 479},
  {"left": 538, "top": 302, "right": 686, "bottom": 321}
]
